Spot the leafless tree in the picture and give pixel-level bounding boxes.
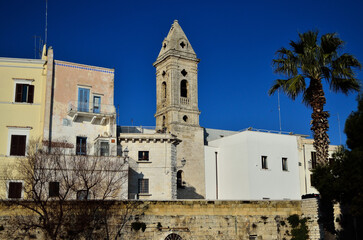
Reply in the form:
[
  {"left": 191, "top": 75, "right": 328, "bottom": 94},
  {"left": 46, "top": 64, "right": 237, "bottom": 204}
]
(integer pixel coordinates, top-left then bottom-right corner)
[{"left": 2, "top": 139, "right": 141, "bottom": 240}]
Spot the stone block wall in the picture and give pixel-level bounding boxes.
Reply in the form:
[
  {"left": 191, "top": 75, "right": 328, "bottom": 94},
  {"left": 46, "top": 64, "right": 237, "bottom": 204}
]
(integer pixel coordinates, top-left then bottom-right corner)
[{"left": 0, "top": 200, "right": 322, "bottom": 240}]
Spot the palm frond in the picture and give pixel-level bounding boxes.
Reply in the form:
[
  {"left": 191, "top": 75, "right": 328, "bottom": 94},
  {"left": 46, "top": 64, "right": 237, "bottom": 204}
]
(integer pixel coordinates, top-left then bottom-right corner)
[
  {"left": 268, "top": 79, "right": 285, "bottom": 96},
  {"left": 283, "top": 74, "right": 306, "bottom": 100},
  {"left": 320, "top": 33, "right": 343, "bottom": 55},
  {"left": 269, "top": 75, "right": 306, "bottom": 100},
  {"left": 330, "top": 77, "right": 361, "bottom": 94},
  {"left": 273, "top": 48, "right": 299, "bottom": 77},
  {"left": 330, "top": 53, "right": 362, "bottom": 93},
  {"left": 299, "top": 31, "right": 318, "bottom": 49}
]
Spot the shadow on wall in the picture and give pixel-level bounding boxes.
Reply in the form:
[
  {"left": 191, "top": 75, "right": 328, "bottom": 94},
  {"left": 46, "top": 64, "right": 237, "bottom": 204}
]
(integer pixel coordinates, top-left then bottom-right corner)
[
  {"left": 128, "top": 168, "right": 144, "bottom": 200},
  {"left": 177, "top": 186, "right": 204, "bottom": 199}
]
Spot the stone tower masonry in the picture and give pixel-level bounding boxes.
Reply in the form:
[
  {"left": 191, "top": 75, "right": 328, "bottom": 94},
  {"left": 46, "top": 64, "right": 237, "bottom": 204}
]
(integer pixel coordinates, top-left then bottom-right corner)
[{"left": 153, "top": 20, "right": 205, "bottom": 199}]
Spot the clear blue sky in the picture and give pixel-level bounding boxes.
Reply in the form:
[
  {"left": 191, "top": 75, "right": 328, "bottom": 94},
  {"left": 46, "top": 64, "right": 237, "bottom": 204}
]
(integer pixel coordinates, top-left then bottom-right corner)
[{"left": 1, "top": 0, "right": 362, "bottom": 146}]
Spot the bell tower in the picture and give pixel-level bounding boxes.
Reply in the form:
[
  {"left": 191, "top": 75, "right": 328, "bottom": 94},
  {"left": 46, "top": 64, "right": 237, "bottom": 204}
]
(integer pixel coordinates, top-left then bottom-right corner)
[
  {"left": 154, "top": 20, "right": 200, "bottom": 131},
  {"left": 153, "top": 20, "right": 205, "bottom": 199}
]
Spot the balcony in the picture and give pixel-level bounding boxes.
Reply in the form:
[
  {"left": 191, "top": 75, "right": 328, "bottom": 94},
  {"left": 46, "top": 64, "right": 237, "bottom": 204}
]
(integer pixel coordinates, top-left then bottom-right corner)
[
  {"left": 180, "top": 97, "right": 189, "bottom": 105},
  {"left": 67, "top": 101, "right": 116, "bottom": 124}
]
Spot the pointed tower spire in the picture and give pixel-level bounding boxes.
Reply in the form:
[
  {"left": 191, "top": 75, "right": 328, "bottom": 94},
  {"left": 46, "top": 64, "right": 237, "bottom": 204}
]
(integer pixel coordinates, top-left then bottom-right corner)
[{"left": 154, "top": 20, "right": 197, "bottom": 65}]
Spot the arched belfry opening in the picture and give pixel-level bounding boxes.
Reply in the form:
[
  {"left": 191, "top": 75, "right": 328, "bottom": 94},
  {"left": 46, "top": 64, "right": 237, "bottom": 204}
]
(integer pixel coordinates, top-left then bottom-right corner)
[
  {"left": 180, "top": 80, "right": 188, "bottom": 98},
  {"left": 162, "top": 81, "right": 167, "bottom": 99},
  {"left": 165, "top": 233, "right": 183, "bottom": 240}
]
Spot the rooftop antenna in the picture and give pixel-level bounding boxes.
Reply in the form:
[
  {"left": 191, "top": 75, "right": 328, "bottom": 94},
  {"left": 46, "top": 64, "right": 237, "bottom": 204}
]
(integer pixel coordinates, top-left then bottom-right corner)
[
  {"left": 45, "top": 0, "right": 48, "bottom": 46},
  {"left": 278, "top": 89, "right": 282, "bottom": 133},
  {"left": 337, "top": 113, "right": 342, "bottom": 145},
  {"left": 33, "top": 35, "right": 41, "bottom": 59}
]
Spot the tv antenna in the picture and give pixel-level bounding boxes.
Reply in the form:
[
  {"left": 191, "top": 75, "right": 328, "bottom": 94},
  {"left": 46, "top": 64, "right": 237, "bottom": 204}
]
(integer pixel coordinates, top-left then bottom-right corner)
[
  {"left": 278, "top": 89, "right": 282, "bottom": 133},
  {"left": 45, "top": 0, "right": 48, "bottom": 46},
  {"left": 33, "top": 36, "right": 41, "bottom": 59}
]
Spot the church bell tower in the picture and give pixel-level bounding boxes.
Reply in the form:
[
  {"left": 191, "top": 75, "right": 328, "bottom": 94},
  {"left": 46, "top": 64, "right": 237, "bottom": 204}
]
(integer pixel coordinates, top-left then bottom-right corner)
[
  {"left": 153, "top": 20, "right": 205, "bottom": 199},
  {"left": 154, "top": 20, "right": 200, "bottom": 131}
]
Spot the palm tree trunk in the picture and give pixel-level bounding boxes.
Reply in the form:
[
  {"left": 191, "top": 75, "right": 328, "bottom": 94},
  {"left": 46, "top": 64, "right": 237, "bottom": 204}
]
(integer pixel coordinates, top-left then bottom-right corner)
[{"left": 310, "top": 79, "right": 330, "bottom": 165}]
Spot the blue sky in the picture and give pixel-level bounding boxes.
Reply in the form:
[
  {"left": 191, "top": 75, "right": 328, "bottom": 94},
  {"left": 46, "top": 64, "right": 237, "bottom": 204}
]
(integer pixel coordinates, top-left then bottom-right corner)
[{"left": 1, "top": 0, "right": 362, "bottom": 145}]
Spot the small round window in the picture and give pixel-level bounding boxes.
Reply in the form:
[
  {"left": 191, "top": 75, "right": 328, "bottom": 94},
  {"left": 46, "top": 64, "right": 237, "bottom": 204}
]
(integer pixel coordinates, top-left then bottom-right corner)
[{"left": 183, "top": 115, "right": 188, "bottom": 122}]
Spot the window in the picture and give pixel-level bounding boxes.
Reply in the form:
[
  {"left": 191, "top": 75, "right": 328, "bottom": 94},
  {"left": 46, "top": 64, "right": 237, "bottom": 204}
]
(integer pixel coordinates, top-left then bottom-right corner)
[
  {"left": 8, "top": 182, "right": 22, "bottom": 199},
  {"left": 261, "top": 156, "right": 268, "bottom": 169},
  {"left": 10, "top": 135, "right": 26, "bottom": 156},
  {"left": 311, "top": 152, "right": 317, "bottom": 169},
  {"left": 138, "top": 151, "right": 149, "bottom": 161},
  {"left": 77, "top": 190, "right": 88, "bottom": 200},
  {"left": 282, "top": 157, "right": 288, "bottom": 171},
  {"left": 138, "top": 179, "right": 149, "bottom": 194},
  {"left": 76, "top": 137, "right": 87, "bottom": 155},
  {"left": 180, "top": 80, "right": 188, "bottom": 98},
  {"left": 15, "top": 83, "right": 34, "bottom": 103},
  {"left": 310, "top": 174, "right": 315, "bottom": 187},
  {"left": 100, "top": 142, "right": 109, "bottom": 156},
  {"left": 177, "top": 170, "right": 184, "bottom": 188},
  {"left": 49, "top": 182, "right": 60, "bottom": 197},
  {"left": 93, "top": 96, "right": 101, "bottom": 113},
  {"left": 78, "top": 88, "right": 90, "bottom": 112},
  {"left": 162, "top": 82, "right": 167, "bottom": 99}
]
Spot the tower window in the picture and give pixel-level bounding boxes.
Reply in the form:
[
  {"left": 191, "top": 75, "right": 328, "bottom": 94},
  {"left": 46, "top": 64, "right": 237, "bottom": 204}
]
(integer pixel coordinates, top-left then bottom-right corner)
[
  {"left": 181, "top": 69, "right": 187, "bottom": 76},
  {"left": 162, "top": 71, "right": 166, "bottom": 77},
  {"left": 183, "top": 115, "right": 188, "bottom": 122},
  {"left": 163, "top": 43, "right": 167, "bottom": 48},
  {"left": 180, "top": 41, "right": 186, "bottom": 48},
  {"left": 162, "top": 82, "right": 167, "bottom": 99},
  {"left": 162, "top": 116, "right": 166, "bottom": 128},
  {"left": 180, "top": 80, "right": 188, "bottom": 98}
]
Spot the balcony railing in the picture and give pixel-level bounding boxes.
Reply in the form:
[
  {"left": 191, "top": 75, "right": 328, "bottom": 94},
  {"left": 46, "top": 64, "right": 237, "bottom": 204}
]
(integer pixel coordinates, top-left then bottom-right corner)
[
  {"left": 68, "top": 101, "right": 116, "bottom": 115},
  {"left": 180, "top": 97, "right": 189, "bottom": 105}
]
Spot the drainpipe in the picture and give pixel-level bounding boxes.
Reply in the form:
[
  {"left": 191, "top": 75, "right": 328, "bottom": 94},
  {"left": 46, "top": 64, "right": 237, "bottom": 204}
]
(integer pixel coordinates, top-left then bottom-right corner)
[
  {"left": 215, "top": 151, "right": 218, "bottom": 200},
  {"left": 303, "top": 145, "right": 307, "bottom": 194}
]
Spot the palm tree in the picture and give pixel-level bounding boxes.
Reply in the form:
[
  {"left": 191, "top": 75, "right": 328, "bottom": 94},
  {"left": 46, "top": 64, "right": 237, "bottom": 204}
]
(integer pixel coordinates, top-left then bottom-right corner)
[{"left": 269, "top": 31, "right": 361, "bottom": 165}]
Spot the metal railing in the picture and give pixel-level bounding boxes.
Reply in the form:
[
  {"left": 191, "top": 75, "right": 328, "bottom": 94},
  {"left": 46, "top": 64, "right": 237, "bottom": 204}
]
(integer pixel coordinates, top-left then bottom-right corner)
[{"left": 68, "top": 101, "right": 116, "bottom": 115}]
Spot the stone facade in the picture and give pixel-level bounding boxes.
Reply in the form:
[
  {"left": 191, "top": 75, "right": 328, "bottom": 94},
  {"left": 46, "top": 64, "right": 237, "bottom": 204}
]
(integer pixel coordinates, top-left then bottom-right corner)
[
  {"left": 0, "top": 199, "right": 322, "bottom": 239},
  {"left": 119, "top": 133, "right": 180, "bottom": 200},
  {"left": 43, "top": 50, "right": 117, "bottom": 156},
  {"left": 153, "top": 20, "right": 205, "bottom": 199}
]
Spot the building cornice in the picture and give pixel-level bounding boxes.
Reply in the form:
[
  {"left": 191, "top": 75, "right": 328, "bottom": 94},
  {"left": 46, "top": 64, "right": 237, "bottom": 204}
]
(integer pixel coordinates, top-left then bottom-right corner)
[{"left": 0, "top": 57, "right": 45, "bottom": 65}]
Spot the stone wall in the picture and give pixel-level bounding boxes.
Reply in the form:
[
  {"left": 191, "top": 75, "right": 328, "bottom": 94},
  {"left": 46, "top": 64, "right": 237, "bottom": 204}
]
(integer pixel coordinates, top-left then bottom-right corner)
[{"left": 0, "top": 199, "right": 321, "bottom": 240}]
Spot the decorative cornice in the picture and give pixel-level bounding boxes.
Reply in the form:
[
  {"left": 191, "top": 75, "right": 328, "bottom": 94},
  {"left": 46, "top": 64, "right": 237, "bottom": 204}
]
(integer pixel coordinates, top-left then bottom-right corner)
[{"left": 55, "top": 61, "right": 114, "bottom": 74}]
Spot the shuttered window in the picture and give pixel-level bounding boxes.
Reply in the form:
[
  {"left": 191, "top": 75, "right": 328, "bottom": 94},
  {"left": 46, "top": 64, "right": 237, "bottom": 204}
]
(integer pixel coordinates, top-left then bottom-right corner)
[
  {"left": 138, "top": 179, "right": 149, "bottom": 194},
  {"left": 10, "top": 135, "right": 26, "bottom": 156},
  {"left": 15, "top": 84, "right": 34, "bottom": 103},
  {"left": 8, "top": 182, "right": 22, "bottom": 199},
  {"left": 76, "top": 137, "right": 87, "bottom": 155}
]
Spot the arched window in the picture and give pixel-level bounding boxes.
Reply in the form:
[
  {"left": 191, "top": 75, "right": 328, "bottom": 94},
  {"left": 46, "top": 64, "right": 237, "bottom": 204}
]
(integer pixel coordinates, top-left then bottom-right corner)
[
  {"left": 180, "top": 80, "right": 188, "bottom": 98},
  {"left": 162, "top": 82, "right": 167, "bottom": 99},
  {"left": 162, "top": 116, "right": 166, "bottom": 128},
  {"left": 165, "top": 233, "right": 183, "bottom": 240},
  {"left": 177, "top": 170, "right": 184, "bottom": 188}
]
